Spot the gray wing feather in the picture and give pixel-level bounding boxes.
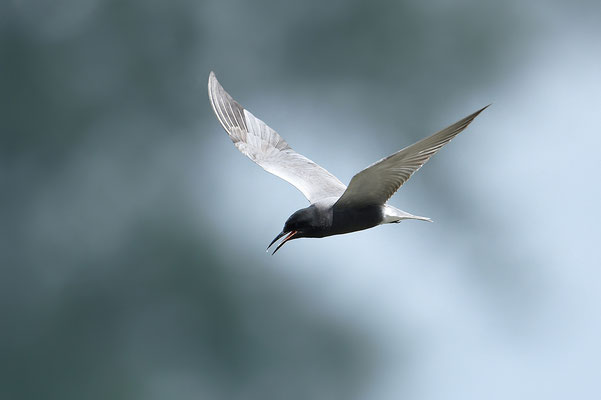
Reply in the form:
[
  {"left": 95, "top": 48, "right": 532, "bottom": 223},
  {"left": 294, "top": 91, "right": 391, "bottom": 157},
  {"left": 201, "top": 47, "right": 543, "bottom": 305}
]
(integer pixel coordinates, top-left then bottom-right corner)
[
  {"left": 208, "top": 72, "right": 347, "bottom": 204},
  {"left": 335, "top": 105, "right": 489, "bottom": 208}
]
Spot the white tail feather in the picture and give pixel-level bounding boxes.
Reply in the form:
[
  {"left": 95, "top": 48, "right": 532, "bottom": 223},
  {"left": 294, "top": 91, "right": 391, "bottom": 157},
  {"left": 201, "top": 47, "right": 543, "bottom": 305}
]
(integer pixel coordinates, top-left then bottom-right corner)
[{"left": 382, "top": 205, "right": 432, "bottom": 224}]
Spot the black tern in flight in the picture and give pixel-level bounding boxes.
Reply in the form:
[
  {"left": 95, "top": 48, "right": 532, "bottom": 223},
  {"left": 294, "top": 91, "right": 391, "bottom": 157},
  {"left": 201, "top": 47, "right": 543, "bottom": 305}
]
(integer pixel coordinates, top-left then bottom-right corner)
[{"left": 208, "top": 72, "right": 488, "bottom": 254}]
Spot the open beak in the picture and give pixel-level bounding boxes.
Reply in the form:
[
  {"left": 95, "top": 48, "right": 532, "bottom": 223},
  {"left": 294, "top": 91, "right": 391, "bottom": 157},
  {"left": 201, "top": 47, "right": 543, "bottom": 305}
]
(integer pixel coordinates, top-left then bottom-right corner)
[{"left": 266, "top": 230, "right": 298, "bottom": 255}]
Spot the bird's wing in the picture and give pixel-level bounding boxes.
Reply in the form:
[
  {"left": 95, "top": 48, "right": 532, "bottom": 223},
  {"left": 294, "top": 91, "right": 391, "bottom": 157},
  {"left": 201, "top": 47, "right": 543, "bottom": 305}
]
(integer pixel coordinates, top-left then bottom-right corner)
[
  {"left": 208, "top": 72, "right": 347, "bottom": 204},
  {"left": 334, "top": 105, "right": 488, "bottom": 208}
]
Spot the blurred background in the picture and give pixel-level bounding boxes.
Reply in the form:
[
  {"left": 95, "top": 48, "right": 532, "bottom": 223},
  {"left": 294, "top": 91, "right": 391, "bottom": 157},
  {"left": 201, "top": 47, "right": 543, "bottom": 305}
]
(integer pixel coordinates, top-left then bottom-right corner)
[{"left": 2, "top": 0, "right": 600, "bottom": 399}]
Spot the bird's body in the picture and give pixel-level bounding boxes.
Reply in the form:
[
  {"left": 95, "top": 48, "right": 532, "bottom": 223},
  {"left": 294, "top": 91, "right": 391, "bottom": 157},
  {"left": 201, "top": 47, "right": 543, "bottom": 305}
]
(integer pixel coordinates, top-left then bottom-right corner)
[
  {"left": 208, "top": 72, "right": 488, "bottom": 254},
  {"left": 284, "top": 198, "right": 381, "bottom": 238},
  {"left": 287, "top": 198, "right": 431, "bottom": 238}
]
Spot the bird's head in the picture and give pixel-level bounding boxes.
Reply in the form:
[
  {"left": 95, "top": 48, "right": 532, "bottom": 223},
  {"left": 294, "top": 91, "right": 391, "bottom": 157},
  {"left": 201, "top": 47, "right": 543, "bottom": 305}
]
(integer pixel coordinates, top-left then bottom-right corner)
[{"left": 266, "top": 207, "right": 317, "bottom": 255}]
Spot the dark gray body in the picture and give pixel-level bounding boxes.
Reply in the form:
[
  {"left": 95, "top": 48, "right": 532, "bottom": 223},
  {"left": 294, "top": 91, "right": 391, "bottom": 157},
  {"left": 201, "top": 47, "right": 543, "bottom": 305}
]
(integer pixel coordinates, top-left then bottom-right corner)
[
  {"left": 330, "top": 205, "right": 384, "bottom": 236},
  {"left": 269, "top": 198, "right": 428, "bottom": 253},
  {"left": 283, "top": 198, "right": 385, "bottom": 239}
]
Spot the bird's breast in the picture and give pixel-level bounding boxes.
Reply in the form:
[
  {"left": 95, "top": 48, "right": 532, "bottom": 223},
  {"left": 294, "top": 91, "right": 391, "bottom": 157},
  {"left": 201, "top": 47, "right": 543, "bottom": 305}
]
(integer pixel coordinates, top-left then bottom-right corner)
[{"left": 328, "top": 205, "right": 383, "bottom": 236}]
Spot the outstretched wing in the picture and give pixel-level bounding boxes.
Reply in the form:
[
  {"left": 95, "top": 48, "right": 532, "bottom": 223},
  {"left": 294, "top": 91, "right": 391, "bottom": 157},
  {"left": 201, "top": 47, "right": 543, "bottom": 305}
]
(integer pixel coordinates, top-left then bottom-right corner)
[
  {"left": 335, "top": 105, "right": 489, "bottom": 208},
  {"left": 208, "top": 72, "right": 347, "bottom": 204}
]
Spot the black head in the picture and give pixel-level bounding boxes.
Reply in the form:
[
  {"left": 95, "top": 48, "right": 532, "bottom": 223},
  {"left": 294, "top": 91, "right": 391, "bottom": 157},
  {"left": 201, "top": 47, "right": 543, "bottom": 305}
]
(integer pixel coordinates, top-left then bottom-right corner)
[{"left": 266, "top": 207, "right": 317, "bottom": 255}]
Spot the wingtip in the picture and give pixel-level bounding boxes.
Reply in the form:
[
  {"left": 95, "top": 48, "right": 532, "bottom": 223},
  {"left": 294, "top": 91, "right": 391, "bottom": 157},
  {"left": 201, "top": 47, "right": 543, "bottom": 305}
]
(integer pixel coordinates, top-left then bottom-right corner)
[
  {"left": 478, "top": 103, "right": 492, "bottom": 113},
  {"left": 208, "top": 71, "right": 222, "bottom": 98},
  {"left": 465, "top": 103, "right": 491, "bottom": 122}
]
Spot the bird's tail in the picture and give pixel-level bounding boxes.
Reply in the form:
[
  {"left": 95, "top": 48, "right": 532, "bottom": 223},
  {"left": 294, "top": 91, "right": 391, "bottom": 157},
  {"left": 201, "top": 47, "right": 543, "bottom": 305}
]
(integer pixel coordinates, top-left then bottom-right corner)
[{"left": 382, "top": 205, "right": 432, "bottom": 224}]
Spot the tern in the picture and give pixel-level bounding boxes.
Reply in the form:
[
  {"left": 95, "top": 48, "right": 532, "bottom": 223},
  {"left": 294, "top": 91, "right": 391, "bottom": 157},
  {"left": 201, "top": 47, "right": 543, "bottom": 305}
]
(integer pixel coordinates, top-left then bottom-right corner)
[{"left": 208, "top": 72, "right": 488, "bottom": 254}]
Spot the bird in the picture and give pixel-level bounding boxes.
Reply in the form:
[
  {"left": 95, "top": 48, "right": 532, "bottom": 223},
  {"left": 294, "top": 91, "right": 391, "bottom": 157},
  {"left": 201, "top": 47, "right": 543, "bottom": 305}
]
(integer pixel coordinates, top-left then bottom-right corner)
[{"left": 208, "top": 72, "right": 488, "bottom": 254}]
